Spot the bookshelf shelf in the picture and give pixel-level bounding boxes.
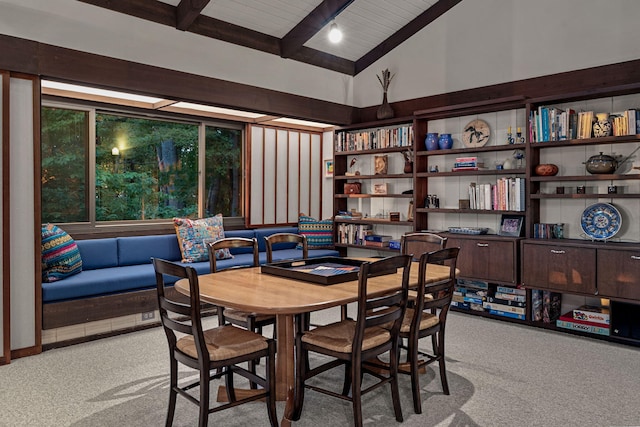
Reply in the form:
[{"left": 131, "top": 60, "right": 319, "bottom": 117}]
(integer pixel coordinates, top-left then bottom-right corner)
[{"left": 417, "top": 168, "right": 525, "bottom": 178}]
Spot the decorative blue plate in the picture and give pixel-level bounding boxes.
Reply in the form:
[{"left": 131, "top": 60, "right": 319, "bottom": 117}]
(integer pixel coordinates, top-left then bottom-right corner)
[{"left": 580, "top": 203, "right": 622, "bottom": 241}]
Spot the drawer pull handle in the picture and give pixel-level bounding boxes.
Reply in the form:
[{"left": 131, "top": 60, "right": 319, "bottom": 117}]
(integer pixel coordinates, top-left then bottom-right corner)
[
  {"left": 477, "top": 243, "right": 489, "bottom": 247},
  {"left": 632, "top": 256, "right": 640, "bottom": 260},
  {"left": 550, "top": 250, "right": 565, "bottom": 254}
]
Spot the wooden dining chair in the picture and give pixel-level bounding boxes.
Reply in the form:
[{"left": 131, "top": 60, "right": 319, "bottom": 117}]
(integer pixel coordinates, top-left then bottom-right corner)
[
  {"left": 398, "top": 247, "right": 459, "bottom": 414},
  {"left": 208, "top": 237, "right": 275, "bottom": 337},
  {"left": 401, "top": 232, "right": 447, "bottom": 260},
  {"left": 292, "top": 255, "right": 412, "bottom": 427},
  {"left": 264, "top": 232, "right": 308, "bottom": 263},
  {"left": 152, "top": 258, "right": 277, "bottom": 427},
  {"left": 208, "top": 237, "right": 276, "bottom": 388}
]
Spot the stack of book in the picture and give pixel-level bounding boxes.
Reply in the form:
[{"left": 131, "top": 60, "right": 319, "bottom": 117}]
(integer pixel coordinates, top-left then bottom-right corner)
[
  {"left": 452, "top": 157, "right": 484, "bottom": 172},
  {"left": 363, "top": 234, "right": 392, "bottom": 248},
  {"left": 468, "top": 178, "right": 525, "bottom": 211},
  {"left": 556, "top": 305, "right": 610, "bottom": 336},
  {"left": 337, "top": 223, "right": 372, "bottom": 245},
  {"left": 483, "top": 286, "right": 526, "bottom": 320},
  {"left": 452, "top": 279, "right": 488, "bottom": 312},
  {"left": 531, "top": 289, "right": 562, "bottom": 323}
]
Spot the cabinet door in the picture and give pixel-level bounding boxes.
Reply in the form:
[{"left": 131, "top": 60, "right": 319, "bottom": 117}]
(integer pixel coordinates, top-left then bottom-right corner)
[
  {"left": 597, "top": 249, "right": 640, "bottom": 301},
  {"left": 522, "top": 243, "right": 596, "bottom": 294},
  {"left": 449, "top": 238, "right": 517, "bottom": 284}
]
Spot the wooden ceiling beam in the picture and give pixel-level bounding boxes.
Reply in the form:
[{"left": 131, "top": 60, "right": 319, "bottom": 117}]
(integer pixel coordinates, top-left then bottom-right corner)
[
  {"left": 354, "top": 0, "right": 463, "bottom": 75},
  {"left": 78, "top": 0, "right": 355, "bottom": 75},
  {"left": 280, "top": 0, "right": 355, "bottom": 59},
  {"left": 176, "top": 0, "right": 210, "bottom": 31}
]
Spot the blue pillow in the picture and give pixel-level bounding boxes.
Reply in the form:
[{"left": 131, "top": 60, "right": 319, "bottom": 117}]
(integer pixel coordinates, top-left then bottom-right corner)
[{"left": 41, "top": 224, "right": 83, "bottom": 282}]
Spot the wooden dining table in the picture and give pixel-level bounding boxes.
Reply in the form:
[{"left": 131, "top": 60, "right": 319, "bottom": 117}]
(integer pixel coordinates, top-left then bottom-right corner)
[{"left": 175, "top": 259, "right": 453, "bottom": 426}]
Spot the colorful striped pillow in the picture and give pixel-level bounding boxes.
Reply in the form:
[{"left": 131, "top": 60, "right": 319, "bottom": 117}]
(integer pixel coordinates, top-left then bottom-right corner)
[
  {"left": 41, "top": 224, "right": 83, "bottom": 282},
  {"left": 298, "top": 215, "right": 334, "bottom": 249}
]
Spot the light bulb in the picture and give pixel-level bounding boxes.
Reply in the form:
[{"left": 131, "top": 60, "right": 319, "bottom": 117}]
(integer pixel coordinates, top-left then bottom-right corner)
[
  {"left": 328, "top": 22, "right": 342, "bottom": 43},
  {"left": 111, "top": 147, "right": 120, "bottom": 156}
]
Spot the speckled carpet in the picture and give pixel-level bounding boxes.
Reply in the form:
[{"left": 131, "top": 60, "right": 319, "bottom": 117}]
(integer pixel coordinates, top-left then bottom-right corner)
[{"left": 2, "top": 309, "right": 639, "bottom": 427}]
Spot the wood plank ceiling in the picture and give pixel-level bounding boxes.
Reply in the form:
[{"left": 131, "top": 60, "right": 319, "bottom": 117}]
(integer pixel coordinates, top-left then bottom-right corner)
[{"left": 77, "top": 0, "right": 463, "bottom": 75}]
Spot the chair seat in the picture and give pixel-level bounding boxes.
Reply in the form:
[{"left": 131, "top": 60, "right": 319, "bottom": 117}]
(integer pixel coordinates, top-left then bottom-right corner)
[
  {"left": 301, "top": 319, "right": 390, "bottom": 353},
  {"left": 399, "top": 308, "right": 439, "bottom": 334},
  {"left": 407, "top": 290, "right": 434, "bottom": 302},
  {"left": 223, "top": 308, "right": 275, "bottom": 324},
  {"left": 177, "top": 325, "right": 268, "bottom": 361}
]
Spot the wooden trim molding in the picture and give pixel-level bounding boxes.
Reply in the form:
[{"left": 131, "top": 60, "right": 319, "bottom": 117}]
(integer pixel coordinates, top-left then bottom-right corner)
[
  {"left": 32, "top": 75, "right": 42, "bottom": 353},
  {"left": 1, "top": 70, "right": 10, "bottom": 365},
  {"left": 0, "top": 34, "right": 354, "bottom": 126}
]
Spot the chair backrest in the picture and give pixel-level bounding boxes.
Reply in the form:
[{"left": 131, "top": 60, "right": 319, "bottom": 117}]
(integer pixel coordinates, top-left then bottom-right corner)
[
  {"left": 401, "top": 232, "right": 447, "bottom": 261},
  {"left": 414, "top": 247, "right": 459, "bottom": 326},
  {"left": 152, "top": 258, "right": 208, "bottom": 363},
  {"left": 208, "top": 237, "right": 259, "bottom": 273},
  {"left": 264, "top": 232, "right": 308, "bottom": 263},
  {"left": 354, "top": 255, "right": 412, "bottom": 352}
]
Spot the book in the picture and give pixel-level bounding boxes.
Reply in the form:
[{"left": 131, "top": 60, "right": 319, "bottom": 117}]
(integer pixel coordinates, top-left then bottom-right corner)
[
  {"left": 531, "top": 289, "right": 543, "bottom": 321},
  {"left": 364, "top": 234, "right": 392, "bottom": 242},
  {"left": 483, "top": 302, "right": 526, "bottom": 315},
  {"left": 542, "top": 291, "right": 562, "bottom": 323},
  {"left": 573, "top": 305, "right": 610, "bottom": 325},
  {"left": 494, "top": 292, "right": 526, "bottom": 302},
  {"left": 488, "top": 309, "right": 526, "bottom": 320},
  {"left": 556, "top": 312, "right": 610, "bottom": 336},
  {"left": 486, "top": 296, "right": 526, "bottom": 307},
  {"left": 496, "top": 286, "right": 526, "bottom": 295}
]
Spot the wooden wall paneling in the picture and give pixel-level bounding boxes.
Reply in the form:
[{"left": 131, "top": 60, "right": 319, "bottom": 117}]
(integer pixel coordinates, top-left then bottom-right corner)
[
  {"left": 262, "top": 128, "right": 277, "bottom": 225},
  {"left": 275, "top": 129, "right": 289, "bottom": 224},
  {"left": 8, "top": 74, "right": 40, "bottom": 358},
  {"left": 309, "top": 133, "right": 322, "bottom": 219},
  {"left": 1, "top": 71, "right": 9, "bottom": 364},
  {"left": 287, "top": 131, "right": 300, "bottom": 223},
  {"left": 299, "top": 133, "right": 311, "bottom": 217}
]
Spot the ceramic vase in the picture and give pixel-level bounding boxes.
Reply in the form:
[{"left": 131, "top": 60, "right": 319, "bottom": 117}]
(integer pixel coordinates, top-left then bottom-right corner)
[
  {"left": 376, "top": 92, "right": 394, "bottom": 120},
  {"left": 593, "top": 113, "right": 612, "bottom": 137},
  {"left": 438, "top": 133, "right": 453, "bottom": 149},
  {"left": 404, "top": 161, "right": 413, "bottom": 173},
  {"left": 425, "top": 133, "right": 439, "bottom": 151}
]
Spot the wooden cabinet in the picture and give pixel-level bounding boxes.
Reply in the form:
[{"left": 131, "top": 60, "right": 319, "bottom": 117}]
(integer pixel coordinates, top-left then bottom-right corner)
[
  {"left": 522, "top": 241, "right": 596, "bottom": 295},
  {"left": 597, "top": 248, "right": 640, "bottom": 301},
  {"left": 446, "top": 234, "right": 520, "bottom": 285}
]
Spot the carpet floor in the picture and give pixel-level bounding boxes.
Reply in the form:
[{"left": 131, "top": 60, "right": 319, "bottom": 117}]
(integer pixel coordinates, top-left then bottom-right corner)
[{"left": 1, "top": 309, "right": 639, "bottom": 426}]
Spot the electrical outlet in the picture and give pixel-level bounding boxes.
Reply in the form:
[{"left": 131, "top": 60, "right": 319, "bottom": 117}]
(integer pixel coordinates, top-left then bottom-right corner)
[{"left": 141, "top": 311, "right": 155, "bottom": 321}]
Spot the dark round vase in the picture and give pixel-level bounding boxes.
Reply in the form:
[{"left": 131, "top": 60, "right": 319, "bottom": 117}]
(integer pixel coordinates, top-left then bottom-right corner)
[
  {"left": 438, "top": 133, "right": 453, "bottom": 149},
  {"left": 425, "top": 133, "right": 439, "bottom": 151}
]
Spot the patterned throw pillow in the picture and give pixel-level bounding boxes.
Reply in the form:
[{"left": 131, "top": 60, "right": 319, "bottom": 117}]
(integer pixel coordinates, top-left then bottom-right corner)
[
  {"left": 173, "top": 214, "right": 233, "bottom": 263},
  {"left": 298, "top": 215, "right": 334, "bottom": 249},
  {"left": 41, "top": 224, "right": 83, "bottom": 282}
]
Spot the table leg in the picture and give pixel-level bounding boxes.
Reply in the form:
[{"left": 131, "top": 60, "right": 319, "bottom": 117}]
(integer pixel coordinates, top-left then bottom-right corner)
[{"left": 276, "top": 313, "right": 295, "bottom": 426}]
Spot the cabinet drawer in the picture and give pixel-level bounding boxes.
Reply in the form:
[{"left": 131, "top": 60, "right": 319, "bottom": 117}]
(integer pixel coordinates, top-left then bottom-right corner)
[
  {"left": 449, "top": 238, "right": 517, "bottom": 284},
  {"left": 597, "top": 249, "right": 640, "bottom": 301},
  {"left": 522, "top": 243, "right": 596, "bottom": 294}
]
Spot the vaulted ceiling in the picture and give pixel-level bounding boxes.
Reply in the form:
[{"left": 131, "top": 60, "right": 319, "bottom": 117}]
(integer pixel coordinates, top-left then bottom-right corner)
[{"left": 77, "top": 0, "right": 462, "bottom": 75}]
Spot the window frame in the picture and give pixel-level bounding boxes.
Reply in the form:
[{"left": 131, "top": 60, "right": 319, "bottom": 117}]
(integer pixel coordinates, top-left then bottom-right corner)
[{"left": 41, "top": 98, "right": 246, "bottom": 235}]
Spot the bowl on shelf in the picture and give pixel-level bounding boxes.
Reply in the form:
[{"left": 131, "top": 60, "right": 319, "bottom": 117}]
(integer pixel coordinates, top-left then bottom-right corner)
[
  {"left": 534, "top": 163, "right": 559, "bottom": 176},
  {"left": 584, "top": 152, "right": 618, "bottom": 174}
]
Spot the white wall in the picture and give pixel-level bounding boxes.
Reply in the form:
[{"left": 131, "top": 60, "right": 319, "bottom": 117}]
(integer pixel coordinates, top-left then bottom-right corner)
[
  {"left": 354, "top": 0, "right": 640, "bottom": 108},
  {"left": 0, "top": 0, "right": 352, "bottom": 106}
]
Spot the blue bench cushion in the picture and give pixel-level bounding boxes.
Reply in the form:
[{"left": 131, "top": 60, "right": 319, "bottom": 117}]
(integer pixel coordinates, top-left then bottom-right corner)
[
  {"left": 118, "top": 235, "right": 182, "bottom": 266},
  {"left": 224, "top": 229, "right": 258, "bottom": 255},
  {"left": 76, "top": 238, "right": 118, "bottom": 270}
]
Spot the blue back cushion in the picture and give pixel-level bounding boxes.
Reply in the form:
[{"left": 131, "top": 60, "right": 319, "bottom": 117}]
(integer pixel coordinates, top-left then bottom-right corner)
[
  {"left": 117, "top": 235, "right": 182, "bottom": 266},
  {"left": 224, "top": 229, "right": 258, "bottom": 254},
  {"left": 255, "top": 227, "right": 299, "bottom": 252},
  {"left": 76, "top": 238, "right": 118, "bottom": 270}
]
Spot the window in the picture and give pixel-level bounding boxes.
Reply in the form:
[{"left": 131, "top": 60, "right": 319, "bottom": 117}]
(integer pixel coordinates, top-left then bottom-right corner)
[
  {"left": 41, "top": 104, "right": 244, "bottom": 225},
  {"left": 41, "top": 106, "right": 89, "bottom": 223}
]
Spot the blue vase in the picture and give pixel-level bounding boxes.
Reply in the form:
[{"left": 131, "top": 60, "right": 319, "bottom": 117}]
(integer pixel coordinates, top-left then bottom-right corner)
[
  {"left": 438, "top": 133, "right": 453, "bottom": 150},
  {"left": 425, "top": 133, "right": 439, "bottom": 151}
]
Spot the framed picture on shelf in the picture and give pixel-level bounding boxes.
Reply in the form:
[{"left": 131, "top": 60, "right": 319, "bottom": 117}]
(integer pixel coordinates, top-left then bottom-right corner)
[
  {"left": 374, "top": 155, "right": 388, "bottom": 175},
  {"left": 499, "top": 214, "right": 524, "bottom": 237},
  {"left": 324, "top": 159, "right": 333, "bottom": 177},
  {"left": 372, "top": 183, "right": 388, "bottom": 194}
]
